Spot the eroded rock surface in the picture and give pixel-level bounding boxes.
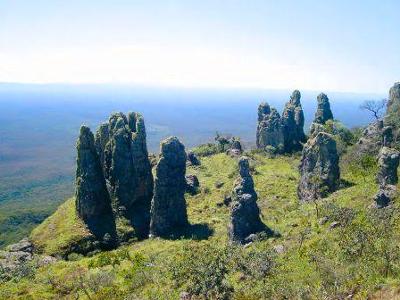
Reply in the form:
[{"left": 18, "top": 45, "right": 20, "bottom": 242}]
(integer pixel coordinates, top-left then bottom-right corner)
[
  {"left": 94, "top": 112, "right": 153, "bottom": 238},
  {"left": 377, "top": 147, "right": 400, "bottom": 185},
  {"left": 150, "top": 137, "right": 189, "bottom": 237},
  {"left": 373, "top": 185, "right": 397, "bottom": 208},
  {"left": 186, "top": 174, "right": 200, "bottom": 195},
  {"left": 75, "top": 126, "right": 116, "bottom": 242},
  {"left": 282, "top": 90, "right": 306, "bottom": 152},
  {"left": 298, "top": 132, "right": 340, "bottom": 201},
  {"left": 187, "top": 151, "right": 200, "bottom": 166},
  {"left": 313, "top": 93, "right": 334, "bottom": 124},
  {"left": 256, "top": 106, "right": 285, "bottom": 151},
  {"left": 228, "top": 157, "right": 270, "bottom": 244}
]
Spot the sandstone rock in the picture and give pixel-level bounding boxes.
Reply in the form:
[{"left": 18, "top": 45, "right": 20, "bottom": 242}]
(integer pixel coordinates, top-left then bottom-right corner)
[
  {"left": 228, "top": 157, "right": 270, "bottom": 244},
  {"left": 75, "top": 126, "right": 116, "bottom": 242},
  {"left": 355, "top": 120, "right": 384, "bottom": 156},
  {"left": 329, "top": 221, "right": 340, "bottom": 229},
  {"left": 256, "top": 106, "right": 285, "bottom": 151},
  {"left": 228, "top": 138, "right": 243, "bottom": 156},
  {"left": 282, "top": 90, "right": 306, "bottom": 152},
  {"left": 186, "top": 174, "right": 200, "bottom": 195},
  {"left": 273, "top": 244, "right": 285, "bottom": 254},
  {"left": 94, "top": 112, "right": 154, "bottom": 238},
  {"left": 150, "top": 137, "right": 189, "bottom": 237},
  {"left": 377, "top": 147, "right": 400, "bottom": 185},
  {"left": 187, "top": 151, "right": 200, "bottom": 166},
  {"left": 298, "top": 132, "right": 340, "bottom": 201},
  {"left": 314, "top": 93, "right": 333, "bottom": 124},
  {"left": 128, "top": 112, "right": 154, "bottom": 238},
  {"left": 258, "top": 102, "right": 271, "bottom": 122},
  {"left": 6, "top": 238, "right": 33, "bottom": 253},
  {"left": 373, "top": 185, "right": 397, "bottom": 208},
  {"left": 386, "top": 82, "right": 400, "bottom": 116}
]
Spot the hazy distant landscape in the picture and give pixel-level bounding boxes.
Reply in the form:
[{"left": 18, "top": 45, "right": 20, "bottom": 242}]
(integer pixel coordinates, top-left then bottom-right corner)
[{"left": 0, "top": 83, "right": 380, "bottom": 246}]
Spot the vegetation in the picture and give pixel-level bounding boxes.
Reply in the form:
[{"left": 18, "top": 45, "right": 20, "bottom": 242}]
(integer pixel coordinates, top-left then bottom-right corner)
[{"left": 2, "top": 149, "right": 400, "bottom": 299}]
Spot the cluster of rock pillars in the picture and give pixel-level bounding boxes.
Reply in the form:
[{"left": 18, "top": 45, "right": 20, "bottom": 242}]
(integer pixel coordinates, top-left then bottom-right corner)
[{"left": 75, "top": 83, "right": 400, "bottom": 247}]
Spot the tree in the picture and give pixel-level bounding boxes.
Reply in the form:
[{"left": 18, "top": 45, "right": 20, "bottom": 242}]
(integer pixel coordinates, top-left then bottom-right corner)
[{"left": 359, "top": 99, "right": 387, "bottom": 120}]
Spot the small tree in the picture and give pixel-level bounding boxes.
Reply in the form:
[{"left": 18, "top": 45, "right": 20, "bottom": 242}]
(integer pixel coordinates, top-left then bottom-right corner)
[{"left": 360, "top": 99, "right": 387, "bottom": 120}]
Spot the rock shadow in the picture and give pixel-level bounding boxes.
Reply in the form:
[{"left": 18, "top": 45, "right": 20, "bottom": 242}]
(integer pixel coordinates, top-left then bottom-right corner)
[
  {"left": 338, "top": 179, "right": 356, "bottom": 191},
  {"left": 157, "top": 223, "right": 214, "bottom": 241}
]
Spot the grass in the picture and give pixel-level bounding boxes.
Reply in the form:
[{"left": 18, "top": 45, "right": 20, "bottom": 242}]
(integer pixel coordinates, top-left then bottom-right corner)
[
  {"left": 1, "top": 151, "right": 400, "bottom": 299},
  {"left": 30, "top": 198, "right": 93, "bottom": 256}
]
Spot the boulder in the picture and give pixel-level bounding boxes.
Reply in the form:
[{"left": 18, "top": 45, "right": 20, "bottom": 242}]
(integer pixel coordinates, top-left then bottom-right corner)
[
  {"left": 228, "top": 138, "right": 243, "bottom": 156},
  {"left": 187, "top": 151, "right": 200, "bottom": 166},
  {"left": 355, "top": 120, "right": 384, "bottom": 156},
  {"left": 373, "top": 185, "right": 396, "bottom": 208},
  {"left": 75, "top": 126, "right": 116, "bottom": 242},
  {"left": 228, "top": 157, "right": 271, "bottom": 244},
  {"left": 314, "top": 93, "right": 333, "bottom": 124},
  {"left": 256, "top": 106, "right": 285, "bottom": 151},
  {"left": 298, "top": 132, "right": 340, "bottom": 201},
  {"left": 377, "top": 147, "right": 400, "bottom": 185},
  {"left": 186, "top": 174, "right": 200, "bottom": 195},
  {"left": 150, "top": 137, "right": 189, "bottom": 237}
]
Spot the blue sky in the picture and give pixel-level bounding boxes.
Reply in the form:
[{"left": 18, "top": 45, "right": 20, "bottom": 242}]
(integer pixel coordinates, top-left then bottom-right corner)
[{"left": 0, "top": 0, "right": 399, "bottom": 93}]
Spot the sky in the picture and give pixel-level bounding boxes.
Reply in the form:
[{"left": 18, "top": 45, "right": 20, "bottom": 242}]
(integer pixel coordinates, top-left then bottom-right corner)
[{"left": 0, "top": 0, "right": 399, "bottom": 93}]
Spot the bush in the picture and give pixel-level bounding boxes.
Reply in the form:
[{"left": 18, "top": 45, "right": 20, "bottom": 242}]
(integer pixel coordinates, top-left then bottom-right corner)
[
  {"left": 191, "top": 143, "right": 220, "bottom": 157},
  {"left": 169, "top": 243, "right": 232, "bottom": 299}
]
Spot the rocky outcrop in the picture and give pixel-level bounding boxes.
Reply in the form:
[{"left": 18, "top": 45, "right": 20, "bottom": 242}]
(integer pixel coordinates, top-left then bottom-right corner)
[
  {"left": 228, "top": 157, "right": 270, "bottom": 244},
  {"left": 282, "top": 90, "right": 306, "bottom": 152},
  {"left": 257, "top": 91, "right": 305, "bottom": 153},
  {"left": 386, "top": 82, "right": 400, "bottom": 117},
  {"left": 256, "top": 106, "right": 285, "bottom": 151},
  {"left": 186, "top": 174, "right": 200, "bottom": 195},
  {"left": 75, "top": 126, "right": 116, "bottom": 243},
  {"left": 377, "top": 147, "right": 400, "bottom": 185},
  {"left": 373, "top": 185, "right": 396, "bottom": 208},
  {"left": 314, "top": 93, "right": 334, "bottom": 124},
  {"left": 150, "top": 137, "right": 189, "bottom": 237},
  {"left": 94, "top": 112, "right": 153, "bottom": 238},
  {"left": 298, "top": 132, "right": 340, "bottom": 201},
  {"left": 0, "top": 238, "right": 57, "bottom": 279},
  {"left": 228, "top": 138, "right": 243, "bottom": 156},
  {"left": 187, "top": 151, "right": 201, "bottom": 166}
]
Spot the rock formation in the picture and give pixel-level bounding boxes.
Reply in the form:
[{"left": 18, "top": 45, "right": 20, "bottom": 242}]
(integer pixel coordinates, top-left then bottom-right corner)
[
  {"left": 373, "top": 185, "right": 396, "bottom": 208},
  {"left": 282, "top": 90, "right": 306, "bottom": 152},
  {"left": 150, "top": 137, "right": 189, "bottom": 237},
  {"left": 187, "top": 151, "right": 200, "bottom": 166},
  {"left": 298, "top": 132, "right": 340, "bottom": 201},
  {"left": 313, "top": 93, "right": 334, "bottom": 124},
  {"left": 256, "top": 106, "right": 285, "bottom": 151},
  {"left": 257, "top": 91, "right": 305, "bottom": 153},
  {"left": 94, "top": 112, "right": 153, "bottom": 238},
  {"left": 228, "top": 157, "right": 269, "bottom": 244},
  {"left": 228, "top": 138, "right": 243, "bottom": 156},
  {"left": 377, "top": 147, "right": 400, "bottom": 185},
  {"left": 75, "top": 126, "right": 116, "bottom": 243},
  {"left": 186, "top": 174, "right": 200, "bottom": 195},
  {"left": 386, "top": 82, "right": 400, "bottom": 117}
]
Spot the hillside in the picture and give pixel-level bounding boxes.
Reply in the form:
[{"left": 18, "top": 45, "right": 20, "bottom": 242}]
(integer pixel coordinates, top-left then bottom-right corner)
[{"left": 2, "top": 151, "right": 399, "bottom": 299}]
